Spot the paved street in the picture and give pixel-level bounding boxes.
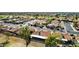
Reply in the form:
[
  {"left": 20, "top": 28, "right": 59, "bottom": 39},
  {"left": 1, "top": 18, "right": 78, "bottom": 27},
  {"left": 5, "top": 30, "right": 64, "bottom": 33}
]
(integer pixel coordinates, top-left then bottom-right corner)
[{"left": 64, "top": 22, "right": 79, "bottom": 34}]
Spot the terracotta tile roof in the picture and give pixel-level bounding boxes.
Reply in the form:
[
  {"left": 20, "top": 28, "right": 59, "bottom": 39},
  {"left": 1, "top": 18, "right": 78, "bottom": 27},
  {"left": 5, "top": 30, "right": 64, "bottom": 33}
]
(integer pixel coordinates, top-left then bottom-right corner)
[
  {"left": 32, "top": 30, "right": 51, "bottom": 37},
  {"left": 75, "top": 36, "right": 79, "bottom": 40},
  {"left": 63, "top": 33, "right": 72, "bottom": 40},
  {"left": 40, "top": 31, "right": 51, "bottom": 37},
  {"left": 32, "top": 31, "right": 40, "bottom": 35}
]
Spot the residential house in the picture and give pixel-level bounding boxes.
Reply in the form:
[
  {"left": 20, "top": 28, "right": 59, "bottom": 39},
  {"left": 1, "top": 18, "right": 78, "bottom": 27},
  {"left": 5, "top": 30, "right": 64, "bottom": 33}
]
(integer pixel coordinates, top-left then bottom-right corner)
[{"left": 62, "top": 33, "right": 72, "bottom": 41}]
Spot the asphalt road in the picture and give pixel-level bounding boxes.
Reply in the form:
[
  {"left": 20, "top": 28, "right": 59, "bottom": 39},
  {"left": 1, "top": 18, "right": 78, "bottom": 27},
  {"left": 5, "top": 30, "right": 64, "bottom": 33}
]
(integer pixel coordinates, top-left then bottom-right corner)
[{"left": 64, "top": 22, "right": 79, "bottom": 34}]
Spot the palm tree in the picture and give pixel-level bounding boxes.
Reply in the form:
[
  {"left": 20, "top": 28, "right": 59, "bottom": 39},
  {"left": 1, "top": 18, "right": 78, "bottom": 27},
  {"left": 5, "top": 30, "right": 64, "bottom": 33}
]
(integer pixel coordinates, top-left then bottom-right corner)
[{"left": 19, "top": 26, "right": 31, "bottom": 46}]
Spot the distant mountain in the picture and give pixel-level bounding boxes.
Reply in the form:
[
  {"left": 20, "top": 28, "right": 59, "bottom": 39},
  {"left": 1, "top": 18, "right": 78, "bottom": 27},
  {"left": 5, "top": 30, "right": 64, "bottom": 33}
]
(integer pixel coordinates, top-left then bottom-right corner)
[{"left": 0, "top": 12, "right": 79, "bottom": 16}]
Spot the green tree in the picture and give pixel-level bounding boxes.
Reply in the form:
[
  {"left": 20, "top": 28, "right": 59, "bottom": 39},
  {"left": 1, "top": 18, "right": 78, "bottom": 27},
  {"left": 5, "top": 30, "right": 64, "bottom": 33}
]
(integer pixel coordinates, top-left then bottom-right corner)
[
  {"left": 47, "top": 17, "right": 53, "bottom": 24},
  {"left": 72, "top": 39, "right": 79, "bottom": 47},
  {"left": 19, "top": 26, "right": 31, "bottom": 46},
  {"left": 73, "top": 22, "right": 77, "bottom": 28},
  {"left": 45, "top": 34, "right": 62, "bottom": 47},
  {"left": 34, "top": 14, "right": 39, "bottom": 19}
]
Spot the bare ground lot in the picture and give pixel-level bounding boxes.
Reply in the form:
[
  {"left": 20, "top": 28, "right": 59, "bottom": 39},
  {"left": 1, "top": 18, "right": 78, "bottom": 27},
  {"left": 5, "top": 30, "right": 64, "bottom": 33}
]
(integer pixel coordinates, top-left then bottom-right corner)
[
  {"left": 0, "top": 33, "right": 45, "bottom": 47},
  {"left": 28, "top": 39, "right": 45, "bottom": 47}
]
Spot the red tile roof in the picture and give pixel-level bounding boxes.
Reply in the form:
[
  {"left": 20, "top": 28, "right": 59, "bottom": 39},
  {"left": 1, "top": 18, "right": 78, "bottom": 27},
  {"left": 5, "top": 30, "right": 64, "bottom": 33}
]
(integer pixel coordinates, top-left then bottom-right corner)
[
  {"left": 40, "top": 31, "right": 51, "bottom": 37},
  {"left": 63, "top": 33, "right": 72, "bottom": 40}
]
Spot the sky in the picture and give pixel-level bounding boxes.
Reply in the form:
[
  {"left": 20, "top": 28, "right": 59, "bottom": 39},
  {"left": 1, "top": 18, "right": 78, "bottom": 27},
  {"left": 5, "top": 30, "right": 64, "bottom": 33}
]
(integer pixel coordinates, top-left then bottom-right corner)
[{"left": 0, "top": 0, "right": 78, "bottom": 12}]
